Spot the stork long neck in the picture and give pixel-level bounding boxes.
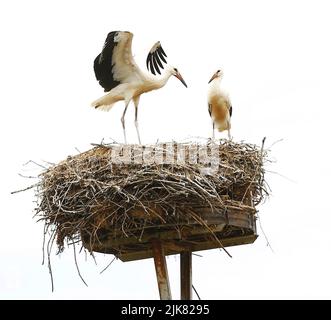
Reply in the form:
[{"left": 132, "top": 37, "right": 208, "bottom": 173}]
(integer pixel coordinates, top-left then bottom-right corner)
[
  {"left": 151, "top": 70, "right": 173, "bottom": 90},
  {"left": 209, "top": 77, "right": 222, "bottom": 96}
]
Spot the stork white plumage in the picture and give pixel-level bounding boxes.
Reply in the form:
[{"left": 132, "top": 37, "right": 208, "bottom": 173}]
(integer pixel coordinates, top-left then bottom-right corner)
[
  {"left": 91, "top": 31, "right": 187, "bottom": 144},
  {"left": 207, "top": 69, "right": 232, "bottom": 139}
]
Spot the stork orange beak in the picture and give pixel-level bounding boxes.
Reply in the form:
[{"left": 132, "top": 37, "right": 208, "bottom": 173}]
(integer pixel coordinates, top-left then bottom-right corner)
[
  {"left": 175, "top": 72, "right": 188, "bottom": 88},
  {"left": 208, "top": 72, "right": 218, "bottom": 84}
]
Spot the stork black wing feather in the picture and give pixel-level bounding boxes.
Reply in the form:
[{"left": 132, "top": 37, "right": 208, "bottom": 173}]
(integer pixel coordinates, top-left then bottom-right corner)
[
  {"left": 149, "top": 56, "right": 156, "bottom": 75},
  {"left": 146, "top": 42, "right": 168, "bottom": 75},
  {"left": 159, "top": 45, "right": 167, "bottom": 57},
  {"left": 146, "top": 52, "right": 152, "bottom": 71},
  {"left": 152, "top": 55, "right": 161, "bottom": 75},
  {"left": 94, "top": 31, "right": 121, "bottom": 92},
  {"left": 157, "top": 49, "right": 167, "bottom": 63},
  {"left": 229, "top": 104, "right": 233, "bottom": 117},
  {"left": 146, "top": 51, "right": 157, "bottom": 75},
  {"left": 154, "top": 51, "right": 165, "bottom": 70}
]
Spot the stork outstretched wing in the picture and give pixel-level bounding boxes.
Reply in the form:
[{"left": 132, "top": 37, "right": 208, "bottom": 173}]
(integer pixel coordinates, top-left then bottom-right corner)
[
  {"left": 146, "top": 41, "right": 168, "bottom": 75},
  {"left": 94, "top": 31, "right": 143, "bottom": 92}
]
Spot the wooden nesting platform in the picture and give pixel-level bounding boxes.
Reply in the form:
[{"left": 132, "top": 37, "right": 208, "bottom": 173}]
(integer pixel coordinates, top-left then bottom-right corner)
[
  {"left": 81, "top": 206, "right": 257, "bottom": 262},
  {"left": 36, "top": 140, "right": 267, "bottom": 299},
  {"left": 38, "top": 140, "right": 266, "bottom": 258}
]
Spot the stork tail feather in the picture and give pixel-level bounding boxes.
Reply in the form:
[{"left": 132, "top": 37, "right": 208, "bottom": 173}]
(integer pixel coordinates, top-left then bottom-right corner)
[{"left": 91, "top": 93, "right": 122, "bottom": 112}]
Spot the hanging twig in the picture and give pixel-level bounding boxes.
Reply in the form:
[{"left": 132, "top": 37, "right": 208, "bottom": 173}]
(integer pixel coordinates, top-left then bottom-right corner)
[
  {"left": 11, "top": 184, "right": 37, "bottom": 194},
  {"left": 192, "top": 284, "right": 201, "bottom": 300},
  {"left": 256, "top": 213, "right": 274, "bottom": 253},
  {"left": 72, "top": 242, "right": 88, "bottom": 287},
  {"left": 100, "top": 257, "right": 116, "bottom": 274}
]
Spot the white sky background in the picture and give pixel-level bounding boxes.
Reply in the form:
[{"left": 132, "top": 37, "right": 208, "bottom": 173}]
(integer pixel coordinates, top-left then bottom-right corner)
[{"left": 1, "top": 0, "right": 331, "bottom": 299}]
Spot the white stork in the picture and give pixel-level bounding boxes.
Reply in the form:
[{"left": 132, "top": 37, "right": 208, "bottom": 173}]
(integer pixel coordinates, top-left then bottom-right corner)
[
  {"left": 207, "top": 69, "right": 232, "bottom": 139},
  {"left": 91, "top": 31, "right": 187, "bottom": 144}
]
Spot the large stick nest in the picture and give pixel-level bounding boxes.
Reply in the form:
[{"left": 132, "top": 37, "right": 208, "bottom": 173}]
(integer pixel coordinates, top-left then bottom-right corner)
[{"left": 35, "top": 140, "right": 269, "bottom": 255}]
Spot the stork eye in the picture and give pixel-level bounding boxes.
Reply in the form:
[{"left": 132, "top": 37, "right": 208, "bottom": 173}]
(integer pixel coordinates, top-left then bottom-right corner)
[
  {"left": 174, "top": 68, "right": 178, "bottom": 72},
  {"left": 217, "top": 69, "right": 221, "bottom": 73}
]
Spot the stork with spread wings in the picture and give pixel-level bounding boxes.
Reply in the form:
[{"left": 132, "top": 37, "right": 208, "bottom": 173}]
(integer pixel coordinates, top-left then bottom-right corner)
[{"left": 92, "top": 31, "right": 187, "bottom": 144}]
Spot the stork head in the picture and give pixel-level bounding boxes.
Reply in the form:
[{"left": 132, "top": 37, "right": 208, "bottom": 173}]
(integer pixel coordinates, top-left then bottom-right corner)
[
  {"left": 171, "top": 67, "right": 188, "bottom": 88},
  {"left": 208, "top": 69, "right": 223, "bottom": 84}
]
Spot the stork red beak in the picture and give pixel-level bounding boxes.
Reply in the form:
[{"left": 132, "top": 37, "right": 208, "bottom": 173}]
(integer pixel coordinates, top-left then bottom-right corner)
[
  {"left": 208, "top": 72, "right": 218, "bottom": 84},
  {"left": 175, "top": 72, "right": 188, "bottom": 88}
]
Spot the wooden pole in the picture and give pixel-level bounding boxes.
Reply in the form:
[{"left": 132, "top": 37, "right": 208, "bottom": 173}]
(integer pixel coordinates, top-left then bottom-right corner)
[
  {"left": 180, "top": 251, "right": 192, "bottom": 300},
  {"left": 152, "top": 240, "right": 172, "bottom": 300}
]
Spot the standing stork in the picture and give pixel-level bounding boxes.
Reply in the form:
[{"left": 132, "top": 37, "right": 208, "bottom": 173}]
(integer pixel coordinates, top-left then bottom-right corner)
[
  {"left": 91, "top": 31, "right": 187, "bottom": 144},
  {"left": 207, "top": 69, "right": 232, "bottom": 139}
]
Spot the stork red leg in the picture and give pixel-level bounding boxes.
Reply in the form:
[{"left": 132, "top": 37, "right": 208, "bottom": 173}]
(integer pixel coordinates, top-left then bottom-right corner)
[
  {"left": 228, "top": 121, "right": 231, "bottom": 140},
  {"left": 121, "top": 101, "right": 130, "bottom": 144},
  {"left": 133, "top": 96, "right": 142, "bottom": 144}
]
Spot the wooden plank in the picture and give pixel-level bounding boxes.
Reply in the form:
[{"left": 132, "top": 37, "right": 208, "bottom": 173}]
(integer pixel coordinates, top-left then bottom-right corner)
[
  {"left": 152, "top": 240, "right": 172, "bottom": 300},
  {"left": 81, "top": 209, "right": 258, "bottom": 261},
  {"left": 84, "top": 223, "right": 226, "bottom": 249},
  {"left": 117, "top": 234, "right": 258, "bottom": 262},
  {"left": 180, "top": 251, "right": 192, "bottom": 300},
  {"left": 227, "top": 212, "right": 254, "bottom": 228},
  {"left": 190, "top": 234, "right": 258, "bottom": 252},
  {"left": 163, "top": 240, "right": 192, "bottom": 252}
]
